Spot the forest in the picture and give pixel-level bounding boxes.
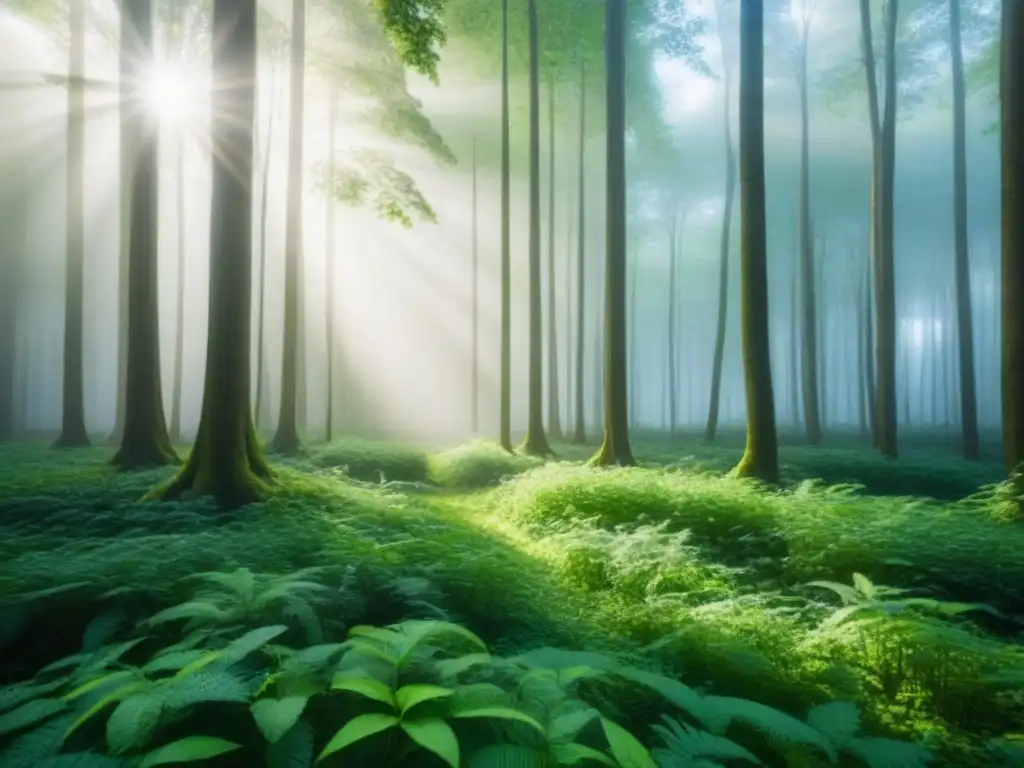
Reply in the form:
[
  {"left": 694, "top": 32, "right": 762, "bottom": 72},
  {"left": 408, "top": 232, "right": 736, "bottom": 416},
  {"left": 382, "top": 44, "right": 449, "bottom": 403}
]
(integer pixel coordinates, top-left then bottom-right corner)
[{"left": 0, "top": 0, "right": 1021, "bottom": 765}]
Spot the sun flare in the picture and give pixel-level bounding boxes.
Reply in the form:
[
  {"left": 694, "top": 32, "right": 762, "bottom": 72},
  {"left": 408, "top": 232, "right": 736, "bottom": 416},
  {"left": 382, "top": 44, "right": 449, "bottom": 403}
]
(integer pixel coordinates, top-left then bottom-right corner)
[{"left": 140, "top": 62, "right": 194, "bottom": 123}]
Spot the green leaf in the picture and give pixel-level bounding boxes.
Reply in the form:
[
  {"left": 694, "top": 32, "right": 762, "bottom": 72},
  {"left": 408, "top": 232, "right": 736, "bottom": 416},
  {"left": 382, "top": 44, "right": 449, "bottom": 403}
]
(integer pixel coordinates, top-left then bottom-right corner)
[
  {"left": 0, "top": 698, "right": 67, "bottom": 736},
  {"left": 251, "top": 696, "right": 311, "bottom": 744},
  {"left": 0, "top": 679, "right": 67, "bottom": 713},
  {"left": 266, "top": 717, "right": 315, "bottom": 768},
  {"left": 145, "top": 601, "right": 230, "bottom": 627},
  {"left": 400, "top": 717, "right": 459, "bottom": 768},
  {"left": 396, "top": 684, "right": 453, "bottom": 714},
  {"left": 106, "top": 693, "right": 164, "bottom": 755},
  {"left": 549, "top": 707, "right": 601, "bottom": 743},
  {"left": 142, "top": 651, "right": 209, "bottom": 675},
  {"left": 601, "top": 718, "right": 656, "bottom": 768},
  {"left": 452, "top": 706, "right": 545, "bottom": 733},
  {"left": 552, "top": 743, "right": 617, "bottom": 766},
  {"left": 330, "top": 674, "right": 396, "bottom": 708},
  {"left": 317, "top": 713, "right": 399, "bottom": 762},
  {"left": 435, "top": 653, "right": 492, "bottom": 678},
  {"left": 64, "top": 671, "right": 139, "bottom": 701},
  {"left": 222, "top": 625, "right": 289, "bottom": 663},
  {"left": 64, "top": 681, "right": 149, "bottom": 741},
  {"left": 470, "top": 744, "right": 551, "bottom": 767},
  {"left": 139, "top": 736, "right": 242, "bottom": 767}
]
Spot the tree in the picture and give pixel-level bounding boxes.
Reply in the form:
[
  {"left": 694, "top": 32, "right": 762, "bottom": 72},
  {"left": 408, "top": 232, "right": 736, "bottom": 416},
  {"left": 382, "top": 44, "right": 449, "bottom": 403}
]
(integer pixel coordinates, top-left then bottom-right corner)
[
  {"left": 155, "top": 0, "right": 273, "bottom": 507},
  {"left": 1002, "top": 0, "right": 1024, "bottom": 482},
  {"left": 948, "top": 0, "right": 980, "bottom": 461},
  {"left": 113, "top": 0, "right": 178, "bottom": 469},
  {"left": 545, "top": 71, "right": 563, "bottom": 442},
  {"left": 470, "top": 134, "right": 480, "bottom": 435},
  {"left": 499, "top": 0, "right": 513, "bottom": 452},
  {"left": 325, "top": 83, "right": 339, "bottom": 443},
  {"left": 590, "top": 0, "right": 634, "bottom": 467},
  {"left": 54, "top": 0, "right": 90, "bottom": 449},
  {"left": 732, "top": 0, "right": 778, "bottom": 483},
  {"left": 270, "top": 0, "right": 307, "bottom": 456},
  {"left": 859, "top": 0, "right": 899, "bottom": 459},
  {"left": 704, "top": 0, "right": 737, "bottom": 445},
  {"left": 520, "top": 0, "right": 554, "bottom": 457},
  {"left": 571, "top": 59, "right": 587, "bottom": 445}
]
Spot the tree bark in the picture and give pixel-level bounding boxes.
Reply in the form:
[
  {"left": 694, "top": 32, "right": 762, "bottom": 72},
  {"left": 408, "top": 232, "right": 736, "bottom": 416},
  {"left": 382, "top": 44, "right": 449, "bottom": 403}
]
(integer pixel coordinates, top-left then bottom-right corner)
[
  {"left": 789, "top": 245, "right": 801, "bottom": 428},
  {"left": 54, "top": 0, "right": 90, "bottom": 449},
  {"left": 325, "top": 86, "right": 337, "bottom": 442},
  {"left": 254, "top": 53, "right": 277, "bottom": 434},
  {"left": 667, "top": 214, "right": 679, "bottom": 434},
  {"left": 948, "top": 0, "right": 980, "bottom": 460},
  {"left": 270, "top": 0, "right": 306, "bottom": 455},
  {"left": 705, "top": 64, "right": 736, "bottom": 443},
  {"left": 733, "top": 0, "right": 778, "bottom": 483},
  {"left": 590, "top": 0, "right": 634, "bottom": 467},
  {"left": 169, "top": 136, "right": 187, "bottom": 443},
  {"left": 471, "top": 134, "right": 479, "bottom": 435},
  {"left": 155, "top": 0, "right": 273, "bottom": 508},
  {"left": 499, "top": 0, "right": 513, "bottom": 452},
  {"left": 546, "top": 73, "right": 562, "bottom": 442},
  {"left": 571, "top": 60, "right": 587, "bottom": 445},
  {"left": 628, "top": 232, "right": 638, "bottom": 427},
  {"left": 1001, "top": 0, "right": 1024, "bottom": 480}
]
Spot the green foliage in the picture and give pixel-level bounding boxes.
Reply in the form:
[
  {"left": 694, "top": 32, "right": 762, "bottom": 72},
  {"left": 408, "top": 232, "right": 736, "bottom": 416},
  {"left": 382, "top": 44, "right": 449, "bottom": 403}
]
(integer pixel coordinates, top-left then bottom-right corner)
[
  {"left": 371, "top": 0, "right": 447, "bottom": 83},
  {"left": 309, "top": 437, "right": 431, "bottom": 483},
  {"left": 429, "top": 441, "right": 543, "bottom": 489}
]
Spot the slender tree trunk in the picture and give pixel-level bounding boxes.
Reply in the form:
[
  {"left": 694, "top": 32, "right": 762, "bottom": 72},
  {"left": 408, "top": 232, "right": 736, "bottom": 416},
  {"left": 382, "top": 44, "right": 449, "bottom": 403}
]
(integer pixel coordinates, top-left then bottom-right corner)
[
  {"left": 789, "top": 246, "right": 801, "bottom": 428},
  {"left": 705, "top": 68, "right": 736, "bottom": 442},
  {"left": 948, "top": 0, "right": 980, "bottom": 459},
  {"left": 499, "top": 0, "right": 513, "bottom": 452},
  {"left": 857, "top": 261, "right": 869, "bottom": 434},
  {"left": 325, "top": 85, "right": 337, "bottom": 442},
  {"left": 169, "top": 141, "right": 187, "bottom": 443},
  {"left": 1002, "top": 0, "right": 1024, "bottom": 480},
  {"left": 590, "top": 0, "right": 634, "bottom": 466},
  {"left": 55, "top": 0, "right": 90, "bottom": 449},
  {"left": 155, "top": 0, "right": 273, "bottom": 507},
  {"left": 114, "top": 0, "right": 177, "bottom": 469},
  {"left": 546, "top": 73, "right": 562, "bottom": 441},
  {"left": 0, "top": 181, "right": 24, "bottom": 440},
  {"left": 564, "top": 190, "right": 573, "bottom": 433},
  {"left": 817, "top": 231, "right": 828, "bottom": 432},
  {"left": 667, "top": 216, "right": 678, "bottom": 434},
  {"left": 798, "top": 32, "right": 822, "bottom": 445},
  {"left": 471, "top": 135, "right": 479, "bottom": 435},
  {"left": 271, "top": 0, "right": 306, "bottom": 455},
  {"left": 733, "top": 0, "right": 778, "bottom": 482},
  {"left": 571, "top": 60, "right": 587, "bottom": 445},
  {"left": 628, "top": 232, "right": 638, "bottom": 428},
  {"left": 254, "top": 58, "right": 276, "bottom": 434},
  {"left": 296, "top": 254, "right": 307, "bottom": 436}
]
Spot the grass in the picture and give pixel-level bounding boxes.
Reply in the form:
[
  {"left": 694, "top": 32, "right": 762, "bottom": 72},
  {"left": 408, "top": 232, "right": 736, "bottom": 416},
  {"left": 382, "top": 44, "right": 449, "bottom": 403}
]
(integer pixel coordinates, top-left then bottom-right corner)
[{"left": 0, "top": 432, "right": 1021, "bottom": 767}]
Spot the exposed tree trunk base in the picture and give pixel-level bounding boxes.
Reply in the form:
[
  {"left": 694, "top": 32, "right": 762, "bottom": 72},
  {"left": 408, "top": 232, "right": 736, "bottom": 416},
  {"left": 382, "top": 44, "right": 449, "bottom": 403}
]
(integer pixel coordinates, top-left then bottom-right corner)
[
  {"left": 53, "top": 428, "right": 90, "bottom": 449},
  {"left": 519, "top": 432, "right": 554, "bottom": 457},
  {"left": 152, "top": 422, "right": 272, "bottom": 507},
  {"left": 588, "top": 435, "right": 634, "bottom": 467},
  {"left": 269, "top": 429, "right": 304, "bottom": 456},
  {"left": 570, "top": 427, "right": 587, "bottom": 445},
  {"left": 112, "top": 435, "right": 179, "bottom": 471}
]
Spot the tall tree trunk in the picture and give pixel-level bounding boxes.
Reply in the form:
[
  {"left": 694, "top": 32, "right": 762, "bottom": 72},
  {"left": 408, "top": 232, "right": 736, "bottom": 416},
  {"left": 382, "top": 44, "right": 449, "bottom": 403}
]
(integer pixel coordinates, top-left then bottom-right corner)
[
  {"left": 546, "top": 73, "right": 562, "bottom": 441},
  {"left": 522, "top": 0, "right": 552, "bottom": 456},
  {"left": 571, "top": 60, "right": 587, "bottom": 445},
  {"left": 948, "top": 0, "right": 980, "bottom": 459},
  {"left": 296, "top": 252, "right": 308, "bottom": 436},
  {"left": 857, "top": 261, "right": 869, "bottom": 434},
  {"left": 860, "top": 0, "right": 899, "bottom": 458},
  {"left": 156, "top": 0, "right": 272, "bottom": 507},
  {"left": 789, "top": 245, "right": 801, "bottom": 428},
  {"left": 254, "top": 57, "right": 277, "bottom": 433},
  {"left": 0, "top": 184, "right": 24, "bottom": 440},
  {"left": 114, "top": 0, "right": 177, "bottom": 469},
  {"left": 667, "top": 215, "right": 678, "bottom": 434},
  {"left": 170, "top": 137, "right": 187, "bottom": 442},
  {"left": 55, "top": 0, "right": 90, "bottom": 449},
  {"left": 499, "top": 0, "right": 513, "bottom": 452},
  {"left": 270, "top": 0, "right": 306, "bottom": 455},
  {"left": 325, "top": 86, "right": 337, "bottom": 442},
  {"left": 628, "top": 232, "right": 638, "bottom": 427},
  {"left": 590, "top": 0, "right": 634, "bottom": 466},
  {"left": 564, "top": 190, "right": 573, "bottom": 433},
  {"left": 733, "top": 0, "right": 778, "bottom": 482},
  {"left": 471, "top": 135, "right": 479, "bottom": 435},
  {"left": 817, "top": 230, "right": 828, "bottom": 431},
  {"left": 705, "top": 66, "right": 736, "bottom": 443},
  {"left": 797, "top": 27, "right": 822, "bottom": 445},
  {"left": 1002, "top": 0, "right": 1024, "bottom": 480}
]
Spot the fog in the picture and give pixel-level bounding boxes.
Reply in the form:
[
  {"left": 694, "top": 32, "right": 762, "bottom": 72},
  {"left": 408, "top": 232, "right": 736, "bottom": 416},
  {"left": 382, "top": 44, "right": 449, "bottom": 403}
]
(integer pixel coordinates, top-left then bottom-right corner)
[{"left": 0, "top": 0, "right": 1003, "bottom": 445}]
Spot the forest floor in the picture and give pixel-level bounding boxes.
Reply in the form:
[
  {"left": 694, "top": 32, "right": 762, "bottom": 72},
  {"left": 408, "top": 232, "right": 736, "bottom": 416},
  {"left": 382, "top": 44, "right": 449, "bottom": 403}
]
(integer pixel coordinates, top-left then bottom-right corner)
[{"left": 0, "top": 431, "right": 1022, "bottom": 767}]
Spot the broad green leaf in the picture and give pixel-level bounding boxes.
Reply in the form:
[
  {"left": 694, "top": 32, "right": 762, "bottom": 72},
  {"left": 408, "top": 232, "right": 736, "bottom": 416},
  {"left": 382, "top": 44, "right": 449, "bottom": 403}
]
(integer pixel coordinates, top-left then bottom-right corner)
[
  {"left": 251, "top": 696, "right": 311, "bottom": 743},
  {"left": 400, "top": 717, "right": 459, "bottom": 768},
  {"left": 469, "top": 744, "right": 550, "bottom": 767},
  {"left": 317, "top": 713, "right": 399, "bottom": 762},
  {"left": 145, "top": 601, "right": 230, "bottom": 627},
  {"left": 142, "top": 651, "right": 208, "bottom": 675},
  {"left": 106, "top": 693, "right": 164, "bottom": 754},
  {"left": 452, "top": 706, "right": 545, "bottom": 733},
  {"left": 222, "top": 625, "right": 289, "bottom": 663},
  {"left": 64, "top": 681, "right": 150, "bottom": 740},
  {"left": 0, "top": 698, "right": 67, "bottom": 736},
  {"left": 435, "top": 653, "right": 492, "bottom": 678},
  {"left": 341, "top": 638, "right": 400, "bottom": 667},
  {"left": 0, "top": 679, "right": 67, "bottom": 713},
  {"left": 552, "top": 743, "right": 617, "bottom": 766},
  {"left": 172, "top": 651, "right": 222, "bottom": 678},
  {"left": 396, "top": 684, "right": 453, "bottom": 714},
  {"left": 64, "top": 671, "right": 139, "bottom": 701},
  {"left": 601, "top": 718, "right": 656, "bottom": 768},
  {"left": 267, "top": 717, "right": 315, "bottom": 768},
  {"left": 330, "top": 674, "right": 395, "bottom": 708},
  {"left": 549, "top": 707, "right": 601, "bottom": 742},
  {"left": 139, "top": 736, "right": 243, "bottom": 767}
]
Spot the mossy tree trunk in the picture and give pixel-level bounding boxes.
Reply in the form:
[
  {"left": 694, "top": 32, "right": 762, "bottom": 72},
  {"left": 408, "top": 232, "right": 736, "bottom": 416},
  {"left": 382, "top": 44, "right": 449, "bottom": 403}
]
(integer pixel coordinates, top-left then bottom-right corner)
[
  {"left": 590, "top": 0, "right": 634, "bottom": 467},
  {"left": 471, "top": 134, "right": 480, "bottom": 436},
  {"left": 860, "top": 0, "right": 899, "bottom": 459},
  {"left": 155, "top": 0, "right": 273, "bottom": 508},
  {"left": 628, "top": 234, "right": 637, "bottom": 427},
  {"left": 1001, "top": 0, "right": 1024, "bottom": 481},
  {"left": 325, "top": 85, "right": 338, "bottom": 443},
  {"left": 521, "top": 0, "right": 552, "bottom": 457},
  {"left": 789, "top": 246, "right": 801, "bottom": 428},
  {"left": 546, "top": 72, "right": 563, "bottom": 442},
  {"left": 113, "top": 0, "right": 178, "bottom": 470},
  {"left": 169, "top": 134, "right": 187, "bottom": 443},
  {"left": 499, "top": 0, "right": 513, "bottom": 452},
  {"left": 733, "top": 0, "right": 778, "bottom": 483},
  {"left": 948, "top": 0, "right": 980, "bottom": 460},
  {"left": 705, "top": 55, "right": 735, "bottom": 443},
  {"left": 666, "top": 212, "right": 679, "bottom": 435},
  {"left": 254, "top": 54, "right": 278, "bottom": 434},
  {"left": 110, "top": 121, "right": 130, "bottom": 444},
  {"left": 270, "top": 0, "right": 306, "bottom": 456},
  {"left": 0, "top": 206, "right": 18, "bottom": 441},
  {"left": 571, "top": 60, "right": 587, "bottom": 445},
  {"left": 54, "top": 0, "right": 90, "bottom": 449},
  {"left": 857, "top": 262, "right": 869, "bottom": 435}
]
